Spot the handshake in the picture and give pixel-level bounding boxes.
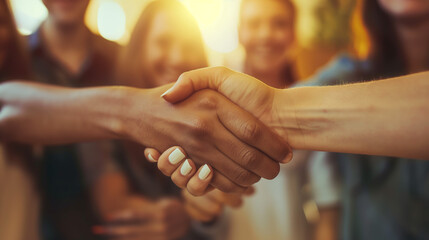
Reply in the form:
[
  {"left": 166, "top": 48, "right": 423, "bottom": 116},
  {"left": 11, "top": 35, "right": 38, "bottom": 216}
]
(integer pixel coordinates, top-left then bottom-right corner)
[
  {"left": 125, "top": 66, "right": 429, "bottom": 195},
  {"left": 136, "top": 67, "right": 293, "bottom": 195}
]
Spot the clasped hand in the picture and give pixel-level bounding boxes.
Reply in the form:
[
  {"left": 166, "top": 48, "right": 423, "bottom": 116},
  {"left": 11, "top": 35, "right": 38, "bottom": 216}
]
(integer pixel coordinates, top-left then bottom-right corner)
[{"left": 138, "top": 67, "right": 292, "bottom": 195}]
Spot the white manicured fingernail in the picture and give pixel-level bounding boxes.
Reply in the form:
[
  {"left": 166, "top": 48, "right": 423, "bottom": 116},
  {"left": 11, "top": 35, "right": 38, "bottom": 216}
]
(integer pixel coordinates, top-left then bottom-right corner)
[
  {"left": 198, "top": 164, "right": 211, "bottom": 180},
  {"left": 180, "top": 160, "right": 192, "bottom": 176},
  {"left": 169, "top": 148, "right": 185, "bottom": 165},
  {"left": 148, "top": 154, "right": 157, "bottom": 162},
  {"left": 161, "top": 87, "right": 172, "bottom": 98}
]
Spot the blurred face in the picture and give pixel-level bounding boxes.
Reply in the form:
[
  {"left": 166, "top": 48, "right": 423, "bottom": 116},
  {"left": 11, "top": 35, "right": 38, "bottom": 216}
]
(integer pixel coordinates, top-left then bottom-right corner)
[
  {"left": 42, "top": 0, "right": 90, "bottom": 26},
  {"left": 378, "top": 0, "right": 429, "bottom": 20},
  {"left": 0, "top": 3, "right": 12, "bottom": 68},
  {"left": 141, "top": 11, "right": 205, "bottom": 86},
  {"left": 239, "top": 0, "right": 294, "bottom": 74}
]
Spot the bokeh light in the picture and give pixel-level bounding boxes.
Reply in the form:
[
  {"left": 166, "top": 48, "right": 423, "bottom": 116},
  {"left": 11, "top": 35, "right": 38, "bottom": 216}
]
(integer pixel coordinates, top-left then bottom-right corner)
[
  {"left": 97, "top": 1, "right": 126, "bottom": 41},
  {"left": 9, "top": 0, "right": 47, "bottom": 35},
  {"left": 181, "top": 0, "right": 241, "bottom": 53}
]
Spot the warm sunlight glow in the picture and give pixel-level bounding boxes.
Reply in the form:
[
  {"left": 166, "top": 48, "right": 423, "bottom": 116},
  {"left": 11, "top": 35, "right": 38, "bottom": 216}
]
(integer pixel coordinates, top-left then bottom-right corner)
[
  {"left": 9, "top": 0, "right": 47, "bottom": 35},
  {"left": 181, "top": 0, "right": 241, "bottom": 53},
  {"left": 97, "top": 1, "right": 126, "bottom": 41}
]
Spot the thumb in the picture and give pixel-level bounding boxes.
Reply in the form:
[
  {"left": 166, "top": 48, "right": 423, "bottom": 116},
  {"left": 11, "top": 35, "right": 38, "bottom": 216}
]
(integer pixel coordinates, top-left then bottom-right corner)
[{"left": 161, "top": 67, "right": 233, "bottom": 103}]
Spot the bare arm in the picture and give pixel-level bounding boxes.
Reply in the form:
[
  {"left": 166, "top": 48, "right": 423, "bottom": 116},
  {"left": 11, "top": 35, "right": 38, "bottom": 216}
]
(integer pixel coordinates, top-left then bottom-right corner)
[
  {"left": 0, "top": 81, "right": 128, "bottom": 144},
  {"left": 162, "top": 67, "right": 429, "bottom": 160},
  {"left": 274, "top": 72, "right": 429, "bottom": 160},
  {"left": 0, "top": 80, "right": 290, "bottom": 192}
]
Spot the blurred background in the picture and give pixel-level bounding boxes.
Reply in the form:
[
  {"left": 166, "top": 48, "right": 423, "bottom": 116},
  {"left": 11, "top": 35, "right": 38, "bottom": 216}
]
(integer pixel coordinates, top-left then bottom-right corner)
[{"left": 9, "top": 0, "right": 358, "bottom": 78}]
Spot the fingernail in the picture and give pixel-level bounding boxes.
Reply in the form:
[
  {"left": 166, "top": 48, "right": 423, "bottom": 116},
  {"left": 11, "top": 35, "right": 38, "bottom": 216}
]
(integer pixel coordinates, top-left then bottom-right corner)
[
  {"left": 161, "top": 87, "right": 173, "bottom": 98},
  {"left": 180, "top": 159, "right": 192, "bottom": 176},
  {"left": 92, "top": 226, "right": 105, "bottom": 234},
  {"left": 198, "top": 164, "right": 211, "bottom": 180},
  {"left": 169, "top": 148, "right": 185, "bottom": 165},
  {"left": 148, "top": 153, "right": 157, "bottom": 162}
]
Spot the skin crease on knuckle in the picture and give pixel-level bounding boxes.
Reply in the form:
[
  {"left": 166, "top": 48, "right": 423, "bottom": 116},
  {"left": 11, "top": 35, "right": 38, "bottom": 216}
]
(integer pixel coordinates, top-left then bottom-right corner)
[
  {"left": 240, "top": 121, "right": 262, "bottom": 142},
  {"left": 238, "top": 147, "right": 260, "bottom": 171}
]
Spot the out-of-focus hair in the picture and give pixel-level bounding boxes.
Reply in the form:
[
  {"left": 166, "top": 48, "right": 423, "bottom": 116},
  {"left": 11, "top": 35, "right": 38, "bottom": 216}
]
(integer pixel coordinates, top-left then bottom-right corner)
[
  {"left": 0, "top": 0, "right": 31, "bottom": 82},
  {"left": 352, "top": 0, "right": 405, "bottom": 78},
  {"left": 115, "top": 0, "right": 207, "bottom": 88}
]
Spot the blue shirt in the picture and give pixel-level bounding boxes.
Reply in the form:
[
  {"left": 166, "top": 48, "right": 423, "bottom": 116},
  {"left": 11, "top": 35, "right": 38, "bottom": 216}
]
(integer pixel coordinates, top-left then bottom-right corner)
[{"left": 298, "top": 54, "right": 429, "bottom": 240}]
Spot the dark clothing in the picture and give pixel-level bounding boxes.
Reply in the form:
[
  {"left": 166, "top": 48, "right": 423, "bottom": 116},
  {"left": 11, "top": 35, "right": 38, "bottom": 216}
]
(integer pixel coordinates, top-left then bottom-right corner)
[
  {"left": 28, "top": 27, "right": 120, "bottom": 240},
  {"left": 300, "top": 54, "right": 429, "bottom": 240}
]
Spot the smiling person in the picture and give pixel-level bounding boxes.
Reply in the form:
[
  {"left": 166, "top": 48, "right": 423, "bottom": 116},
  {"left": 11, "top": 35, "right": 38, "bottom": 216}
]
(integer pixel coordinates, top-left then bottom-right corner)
[
  {"left": 152, "top": 0, "right": 429, "bottom": 239},
  {"left": 145, "top": 1, "right": 338, "bottom": 240},
  {"left": 1, "top": 0, "right": 292, "bottom": 239},
  {"left": 88, "top": 1, "right": 209, "bottom": 239},
  {"left": 239, "top": 0, "right": 296, "bottom": 89}
]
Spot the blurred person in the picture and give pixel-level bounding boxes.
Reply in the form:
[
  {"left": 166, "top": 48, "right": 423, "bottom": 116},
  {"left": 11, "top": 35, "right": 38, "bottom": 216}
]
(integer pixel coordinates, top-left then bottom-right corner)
[
  {"left": 27, "top": 0, "right": 120, "bottom": 239},
  {"left": 86, "top": 1, "right": 209, "bottom": 239},
  {"left": 300, "top": 0, "right": 429, "bottom": 239},
  {"left": 238, "top": 0, "right": 297, "bottom": 88},
  {"left": 155, "top": 0, "right": 429, "bottom": 239},
  {"left": 147, "top": 1, "right": 338, "bottom": 239},
  {"left": 0, "top": 1, "right": 38, "bottom": 240}
]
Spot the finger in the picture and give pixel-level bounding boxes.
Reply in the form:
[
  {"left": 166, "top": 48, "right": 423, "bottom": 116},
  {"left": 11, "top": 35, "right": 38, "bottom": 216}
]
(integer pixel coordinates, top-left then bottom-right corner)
[
  {"left": 210, "top": 170, "right": 247, "bottom": 194},
  {"left": 221, "top": 194, "right": 243, "bottom": 208},
  {"left": 157, "top": 147, "right": 187, "bottom": 176},
  {"left": 184, "top": 201, "right": 217, "bottom": 223},
  {"left": 144, "top": 148, "right": 160, "bottom": 163},
  {"left": 186, "top": 194, "right": 223, "bottom": 217},
  {"left": 186, "top": 164, "right": 213, "bottom": 196},
  {"left": 170, "top": 159, "right": 196, "bottom": 188},
  {"left": 162, "top": 67, "right": 293, "bottom": 164},
  {"left": 213, "top": 124, "right": 277, "bottom": 181},
  {"left": 217, "top": 97, "right": 291, "bottom": 167},
  {"left": 161, "top": 67, "right": 233, "bottom": 103},
  {"left": 244, "top": 186, "right": 255, "bottom": 196}
]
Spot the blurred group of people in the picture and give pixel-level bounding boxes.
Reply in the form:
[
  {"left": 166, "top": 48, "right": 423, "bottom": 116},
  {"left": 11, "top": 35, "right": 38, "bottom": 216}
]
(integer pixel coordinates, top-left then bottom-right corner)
[{"left": 0, "top": 0, "right": 428, "bottom": 240}]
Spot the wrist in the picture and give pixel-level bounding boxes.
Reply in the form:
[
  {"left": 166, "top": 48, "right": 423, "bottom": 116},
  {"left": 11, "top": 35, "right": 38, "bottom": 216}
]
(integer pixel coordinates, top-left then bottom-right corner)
[{"left": 270, "top": 88, "right": 301, "bottom": 147}]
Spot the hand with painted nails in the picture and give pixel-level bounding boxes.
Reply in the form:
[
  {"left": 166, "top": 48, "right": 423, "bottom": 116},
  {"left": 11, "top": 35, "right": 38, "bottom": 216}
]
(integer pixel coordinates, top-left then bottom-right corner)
[
  {"left": 160, "top": 67, "right": 429, "bottom": 160},
  {"left": 145, "top": 146, "right": 215, "bottom": 196},
  {"left": 137, "top": 86, "right": 290, "bottom": 194},
  {"left": 182, "top": 187, "right": 254, "bottom": 223},
  {"left": 93, "top": 198, "right": 190, "bottom": 240}
]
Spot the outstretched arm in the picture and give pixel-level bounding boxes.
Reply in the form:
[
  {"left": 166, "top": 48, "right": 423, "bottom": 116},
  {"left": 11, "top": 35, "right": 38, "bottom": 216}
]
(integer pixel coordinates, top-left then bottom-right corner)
[
  {"left": 0, "top": 80, "right": 290, "bottom": 192},
  {"left": 161, "top": 67, "right": 429, "bottom": 160}
]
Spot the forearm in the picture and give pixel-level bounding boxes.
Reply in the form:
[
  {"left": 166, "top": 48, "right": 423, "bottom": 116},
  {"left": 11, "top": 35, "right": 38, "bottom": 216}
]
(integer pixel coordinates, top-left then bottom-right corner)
[
  {"left": 273, "top": 72, "right": 429, "bottom": 160},
  {"left": 0, "top": 81, "right": 136, "bottom": 144}
]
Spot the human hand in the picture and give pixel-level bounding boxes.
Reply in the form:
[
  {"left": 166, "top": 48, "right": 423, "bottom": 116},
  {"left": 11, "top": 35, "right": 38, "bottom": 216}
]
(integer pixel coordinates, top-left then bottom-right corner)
[
  {"left": 125, "top": 86, "right": 290, "bottom": 193},
  {"left": 160, "top": 67, "right": 291, "bottom": 139},
  {"left": 93, "top": 198, "right": 190, "bottom": 240}
]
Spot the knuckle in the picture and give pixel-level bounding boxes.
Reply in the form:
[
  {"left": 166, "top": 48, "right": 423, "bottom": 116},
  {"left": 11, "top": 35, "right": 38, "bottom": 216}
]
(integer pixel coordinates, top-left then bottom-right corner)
[
  {"left": 196, "top": 92, "right": 219, "bottom": 110},
  {"left": 189, "top": 117, "right": 212, "bottom": 137},
  {"left": 171, "top": 174, "right": 186, "bottom": 189},
  {"left": 240, "top": 122, "right": 261, "bottom": 142},
  {"left": 187, "top": 182, "right": 203, "bottom": 196},
  {"left": 158, "top": 162, "right": 173, "bottom": 176},
  {"left": 216, "top": 181, "right": 239, "bottom": 193},
  {"left": 234, "top": 168, "right": 260, "bottom": 186},
  {"left": 239, "top": 148, "right": 260, "bottom": 170},
  {"left": 178, "top": 71, "right": 190, "bottom": 81}
]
